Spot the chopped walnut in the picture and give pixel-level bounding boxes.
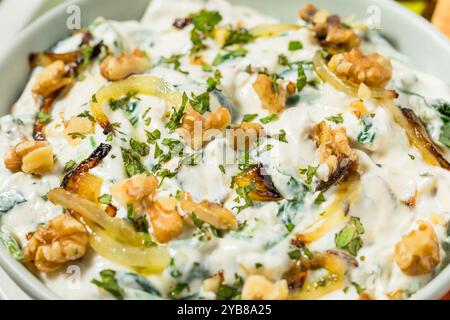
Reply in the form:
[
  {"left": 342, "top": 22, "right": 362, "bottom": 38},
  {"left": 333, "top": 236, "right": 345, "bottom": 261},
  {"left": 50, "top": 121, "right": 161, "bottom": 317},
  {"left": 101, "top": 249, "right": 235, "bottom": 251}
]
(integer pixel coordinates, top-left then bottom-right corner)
[
  {"left": 299, "top": 4, "right": 361, "bottom": 52},
  {"left": 110, "top": 174, "right": 158, "bottom": 213},
  {"left": 241, "top": 275, "right": 288, "bottom": 300},
  {"left": 312, "top": 122, "right": 359, "bottom": 190},
  {"left": 180, "top": 192, "right": 238, "bottom": 230},
  {"left": 394, "top": 221, "right": 440, "bottom": 276},
  {"left": 252, "top": 74, "right": 286, "bottom": 114},
  {"left": 4, "top": 140, "right": 54, "bottom": 174},
  {"left": 23, "top": 214, "right": 89, "bottom": 272},
  {"left": 32, "top": 60, "right": 73, "bottom": 97},
  {"left": 148, "top": 197, "right": 183, "bottom": 243},
  {"left": 229, "top": 122, "right": 265, "bottom": 150},
  {"left": 328, "top": 48, "right": 392, "bottom": 87},
  {"left": 100, "top": 48, "right": 150, "bottom": 81},
  {"left": 178, "top": 107, "right": 231, "bottom": 149}
]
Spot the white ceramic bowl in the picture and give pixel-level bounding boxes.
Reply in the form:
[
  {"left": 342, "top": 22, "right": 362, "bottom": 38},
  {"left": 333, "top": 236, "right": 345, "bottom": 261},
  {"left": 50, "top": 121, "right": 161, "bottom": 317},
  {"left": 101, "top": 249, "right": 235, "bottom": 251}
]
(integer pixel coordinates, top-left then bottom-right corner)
[{"left": 0, "top": 0, "right": 449, "bottom": 300}]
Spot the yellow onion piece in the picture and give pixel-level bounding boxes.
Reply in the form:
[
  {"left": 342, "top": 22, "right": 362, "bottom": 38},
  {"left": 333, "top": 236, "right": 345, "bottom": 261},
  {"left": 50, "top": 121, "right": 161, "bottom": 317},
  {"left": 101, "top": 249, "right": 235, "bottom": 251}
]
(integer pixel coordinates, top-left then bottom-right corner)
[
  {"left": 74, "top": 173, "right": 103, "bottom": 203},
  {"left": 90, "top": 75, "right": 182, "bottom": 132},
  {"left": 289, "top": 253, "right": 346, "bottom": 300},
  {"left": 296, "top": 178, "right": 360, "bottom": 244},
  {"left": 312, "top": 51, "right": 397, "bottom": 100},
  {"left": 47, "top": 188, "right": 144, "bottom": 246},
  {"left": 90, "top": 225, "right": 170, "bottom": 272},
  {"left": 251, "top": 24, "right": 301, "bottom": 38}
]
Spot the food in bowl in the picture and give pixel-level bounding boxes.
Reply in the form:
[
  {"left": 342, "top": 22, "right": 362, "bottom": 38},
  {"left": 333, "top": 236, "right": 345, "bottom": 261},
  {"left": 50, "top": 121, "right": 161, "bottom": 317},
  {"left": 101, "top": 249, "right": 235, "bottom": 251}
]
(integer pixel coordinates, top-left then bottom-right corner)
[{"left": 0, "top": 0, "right": 449, "bottom": 300}]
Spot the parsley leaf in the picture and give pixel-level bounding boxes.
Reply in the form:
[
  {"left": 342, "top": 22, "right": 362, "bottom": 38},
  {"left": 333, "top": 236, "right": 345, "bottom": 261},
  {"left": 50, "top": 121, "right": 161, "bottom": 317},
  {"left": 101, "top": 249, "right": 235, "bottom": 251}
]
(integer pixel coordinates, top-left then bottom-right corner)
[
  {"left": 98, "top": 194, "right": 112, "bottom": 205},
  {"left": 121, "top": 147, "right": 146, "bottom": 177},
  {"left": 326, "top": 114, "right": 344, "bottom": 124},
  {"left": 166, "top": 92, "right": 188, "bottom": 132},
  {"left": 127, "top": 203, "right": 149, "bottom": 233},
  {"left": 288, "top": 40, "right": 303, "bottom": 51},
  {"left": 335, "top": 217, "right": 365, "bottom": 256},
  {"left": 130, "top": 138, "right": 150, "bottom": 157},
  {"left": 212, "top": 47, "right": 248, "bottom": 66},
  {"left": 259, "top": 114, "right": 279, "bottom": 124},
  {"left": 91, "top": 269, "right": 124, "bottom": 300}
]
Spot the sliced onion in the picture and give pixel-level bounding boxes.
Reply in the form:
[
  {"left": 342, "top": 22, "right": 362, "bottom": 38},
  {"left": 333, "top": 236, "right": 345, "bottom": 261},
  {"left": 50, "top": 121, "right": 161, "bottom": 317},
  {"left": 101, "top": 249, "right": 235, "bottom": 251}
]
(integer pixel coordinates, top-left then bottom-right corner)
[
  {"left": 91, "top": 75, "right": 182, "bottom": 132},
  {"left": 296, "top": 178, "right": 360, "bottom": 244},
  {"left": 47, "top": 188, "right": 144, "bottom": 246},
  {"left": 90, "top": 225, "right": 170, "bottom": 272},
  {"left": 251, "top": 24, "right": 301, "bottom": 38},
  {"left": 312, "top": 51, "right": 397, "bottom": 100},
  {"left": 382, "top": 100, "right": 450, "bottom": 170},
  {"left": 289, "top": 253, "right": 346, "bottom": 300}
]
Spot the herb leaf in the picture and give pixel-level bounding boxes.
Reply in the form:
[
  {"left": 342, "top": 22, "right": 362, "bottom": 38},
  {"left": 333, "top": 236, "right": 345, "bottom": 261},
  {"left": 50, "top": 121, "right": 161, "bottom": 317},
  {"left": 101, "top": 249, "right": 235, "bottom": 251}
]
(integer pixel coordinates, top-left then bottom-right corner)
[
  {"left": 121, "top": 147, "right": 146, "bottom": 177},
  {"left": 91, "top": 269, "right": 124, "bottom": 300},
  {"left": 335, "top": 217, "right": 365, "bottom": 256}
]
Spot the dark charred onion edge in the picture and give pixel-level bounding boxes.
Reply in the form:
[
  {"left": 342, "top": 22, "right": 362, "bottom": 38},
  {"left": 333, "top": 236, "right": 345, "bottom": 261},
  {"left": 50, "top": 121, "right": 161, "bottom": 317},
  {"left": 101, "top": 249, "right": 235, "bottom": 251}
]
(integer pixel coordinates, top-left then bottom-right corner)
[
  {"left": 401, "top": 108, "right": 450, "bottom": 170},
  {"left": 316, "top": 158, "right": 359, "bottom": 192},
  {"left": 234, "top": 163, "right": 282, "bottom": 201},
  {"left": 30, "top": 37, "right": 105, "bottom": 141},
  {"left": 173, "top": 17, "right": 192, "bottom": 29},
  {"left": 61, "top": 143, "right": 112, "bottom": 190}
]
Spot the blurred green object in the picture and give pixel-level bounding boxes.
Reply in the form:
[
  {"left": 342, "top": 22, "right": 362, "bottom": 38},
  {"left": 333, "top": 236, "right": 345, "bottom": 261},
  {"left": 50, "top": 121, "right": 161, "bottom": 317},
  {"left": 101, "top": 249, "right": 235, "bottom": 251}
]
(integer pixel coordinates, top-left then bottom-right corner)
[{"left": 396, "top": 0, "right": 436, "bottom": 20}]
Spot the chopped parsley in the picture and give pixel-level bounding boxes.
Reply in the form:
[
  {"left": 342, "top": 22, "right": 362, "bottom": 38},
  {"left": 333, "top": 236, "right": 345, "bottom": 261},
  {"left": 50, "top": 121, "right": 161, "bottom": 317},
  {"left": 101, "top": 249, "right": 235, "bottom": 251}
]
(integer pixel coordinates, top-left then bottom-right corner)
[
  {"left": 223, "top": 27, "right": 254, "bottom": 47},
  {"left": 288, "top": 40, "right": 303, "bottom": 51},
  {"left": 189, "top": 10, "right": 222, "bottom": 53},
  {"left": 91, "top": 269, "right": 124, "bottom": 300},
  {"left": 98, "top": 194, "right": 112, "bottom": 205},
  {"left": 259, "top": 114, "right": 279, "bottom": 124},
  {"left": 37, "top": 111, "right": 53, "bottom": 125},
  {"left": 272, "top": 129, "right": 288, "bottom": 143},
  {"left": 298, "top": 165, "right": 318, "bottom": 185},
  {"left": 242, "top": 114, "right": 258, "bottom": 122},
  {"left": 166, "top": 92, "right": 188, "bottom": 132},
  {"left": 162, "top": 54, "right": 189, "bottom": 74},
  {"left": 212, "top": 47, "right": 248, "bottom": 66},
  {"left": 63, "top": 160, "right": 77, "bottom": 173},
  {"left": 109, "top": 91, "right": 139, "bottom": 113},
  {"left": 130, "top": 138, "right": 150, "bottom": 157},
  {"left": 326, "top": 114, "right": 344, "bottom": 124},
  {"left": 216, "top": 274, "right": 243, "bottom": 300},
  {"left": 121, "top": 147, "right": 146, "bottom": 177},
  {"left": 127, "top": 204, "right": 149, "bottom": 233},
  {"left": 335, "top": 217, "right": 365, "bottom": 256}
]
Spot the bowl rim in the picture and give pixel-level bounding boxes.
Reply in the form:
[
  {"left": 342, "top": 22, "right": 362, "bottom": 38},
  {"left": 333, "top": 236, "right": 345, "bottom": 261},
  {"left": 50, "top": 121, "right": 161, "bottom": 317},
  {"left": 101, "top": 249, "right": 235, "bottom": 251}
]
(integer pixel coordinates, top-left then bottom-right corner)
[{"left": 0, "top": 0, "right": 449, "bottom": 300}]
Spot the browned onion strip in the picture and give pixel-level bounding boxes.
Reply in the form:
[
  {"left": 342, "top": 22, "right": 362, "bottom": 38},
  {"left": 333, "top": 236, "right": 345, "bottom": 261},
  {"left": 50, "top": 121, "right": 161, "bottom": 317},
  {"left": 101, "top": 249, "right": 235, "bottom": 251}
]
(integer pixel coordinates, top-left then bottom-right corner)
[
  {"left": 30, "top": 37, "right": 105, "bottom": 141},
  {"left": 61, "top": 143, "right": 112, "bottom": 191},
  {"left": 383, "top": 101, "right": 450, "bottom": 170}
]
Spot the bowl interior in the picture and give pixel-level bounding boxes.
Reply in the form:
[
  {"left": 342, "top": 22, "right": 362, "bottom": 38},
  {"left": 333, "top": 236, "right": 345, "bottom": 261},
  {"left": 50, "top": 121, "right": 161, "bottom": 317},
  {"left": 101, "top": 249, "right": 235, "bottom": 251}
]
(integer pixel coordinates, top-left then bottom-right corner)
[{"left": 0, "top": 0, "right": 449, "bottom": 300}]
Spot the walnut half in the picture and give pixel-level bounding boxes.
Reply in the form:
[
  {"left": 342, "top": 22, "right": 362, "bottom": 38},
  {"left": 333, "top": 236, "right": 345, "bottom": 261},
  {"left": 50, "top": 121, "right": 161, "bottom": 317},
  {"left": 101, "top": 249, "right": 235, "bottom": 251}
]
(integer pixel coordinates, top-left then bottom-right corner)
[
  {"left": 4, "top": 140, "right": 54, "bottom": 174},
  {"left": 23, "top": 214, "right": 89, "bottom": 272},
  {"left": 100, "top": 48, "right": 151, "bottom": 81},
  {"left": 394, "top": 221, "right": 440, "bottom": 276}
]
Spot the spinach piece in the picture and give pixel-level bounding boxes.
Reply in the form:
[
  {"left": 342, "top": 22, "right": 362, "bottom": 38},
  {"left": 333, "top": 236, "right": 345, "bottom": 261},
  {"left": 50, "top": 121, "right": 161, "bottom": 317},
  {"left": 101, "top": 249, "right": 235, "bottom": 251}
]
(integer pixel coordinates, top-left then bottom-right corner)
[
  {"left": 357, "top": 116, "right": 376, "bottom": 144},
  {"left": 124, "top": 272, "right": 161, "bottom": 297},
  {"left": 0, "top": 189, "right": 26, "bottom": 214},
  {"left": 91, "top": 269, "right": 125, "bottom": 300},
  {"left": 439, "top": 121, "right": 450, "bottom": 148}
]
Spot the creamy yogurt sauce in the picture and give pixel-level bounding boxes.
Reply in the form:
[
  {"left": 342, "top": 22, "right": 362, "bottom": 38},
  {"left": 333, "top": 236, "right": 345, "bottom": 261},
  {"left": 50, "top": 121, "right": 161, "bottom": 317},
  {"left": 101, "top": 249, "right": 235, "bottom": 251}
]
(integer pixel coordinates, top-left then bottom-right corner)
[{"left": 0, "top": 0, "right": 449, "bottom": 300}]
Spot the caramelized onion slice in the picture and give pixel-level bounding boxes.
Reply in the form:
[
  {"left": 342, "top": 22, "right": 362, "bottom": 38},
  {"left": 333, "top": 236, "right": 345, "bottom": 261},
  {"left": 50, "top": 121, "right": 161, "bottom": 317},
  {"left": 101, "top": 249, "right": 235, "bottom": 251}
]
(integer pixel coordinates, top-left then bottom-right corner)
[
  {"left": 89, "top": 225, "right": 170, "bottom": 272},
  {"left": 289, "top": 252, "right": 346, "bottom": 300},
  {"left": 251, "top": 24, "right": 301, "bottom": 38},
  {"left": 47, "top": 188, "right": 144, "bottom": 247},
  {"left": 312, "top": 51, "right": 397, "bottom": 100},
  {"left": 383, "top": 100, "right": 450, "bottom": 170},
  {"left": 233, "top": 164, "right": 282, "bottom": 202},
  {"left": 90, "top": 75, "right": 182, "bottom": 134}
]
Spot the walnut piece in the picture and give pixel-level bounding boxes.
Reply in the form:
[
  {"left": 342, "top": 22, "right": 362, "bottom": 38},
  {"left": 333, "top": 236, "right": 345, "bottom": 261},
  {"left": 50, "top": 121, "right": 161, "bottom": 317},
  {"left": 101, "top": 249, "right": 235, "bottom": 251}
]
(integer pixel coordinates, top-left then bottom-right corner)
[
  {"left": 110, "top": 174, "right": 158, "bottom": 213},
  {"left": 241, "top": 275, "right": 288, "bottom": 300},
  {"left": 312, "top": 122, "right": 359, "bottom": 190},
  {"left": 148, "top": 197, "right": 184, "bottom": 243},
  {"left": 394, "top": 221, "right": 440, "bottom": 276},
  {"left": 299, "top": 4, "right": 361, "bottom": 52},
  {"left": 23, "top": 214, "right": 89, "bottom": 272},
  {"left": 4, "top": 140, "right": 54, "bottom": 174},
  {"left": 252, "top": 74, "right": 286, "bottom": 114},
  {"left": 328, "top": 48, "right": 392, "bottom": 87},
  {"left": 178, "top": 107, "right": 231, "bottom": 149},
  {"left": 32, "top": 60, "right": 73, "bottom": 97},
  {"left": 100, "top": 48, "right": 150, "bottom": 81}
]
